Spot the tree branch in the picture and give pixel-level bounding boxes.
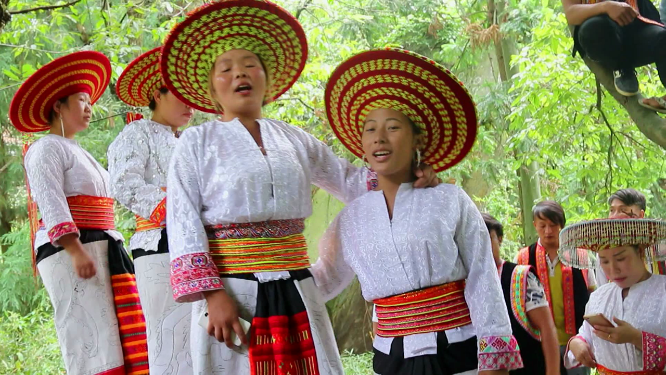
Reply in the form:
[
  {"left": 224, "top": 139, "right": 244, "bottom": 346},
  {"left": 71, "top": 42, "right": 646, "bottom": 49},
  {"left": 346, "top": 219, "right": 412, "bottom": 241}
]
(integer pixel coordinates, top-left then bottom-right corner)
[
  {"left": 580, "top": 53, "right": 666, "bottom": 150},
  {"left": 295, "top": 0, "right": 313, "bottom": 21},
  {"left": 8, "top": 0, "right": 81, "bottom": 15}
]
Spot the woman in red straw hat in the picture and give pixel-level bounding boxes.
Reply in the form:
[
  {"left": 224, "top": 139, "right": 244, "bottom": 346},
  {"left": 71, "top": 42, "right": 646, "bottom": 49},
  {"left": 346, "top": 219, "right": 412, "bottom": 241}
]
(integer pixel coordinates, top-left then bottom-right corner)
[
  {"left": 312, "top": 48, "right": 523, "bottom": 375},
  {"left": 108, "top": 46, "right": 194, "bottom": 374},
  {"left": 560, "top": 219, "right": 666, "bottom": 374},
  {"left": 159, "top": 1, "right": 439, "bottom": 374},
  {"left": 10, "top": 51, "right": 149, "bottom": 375}
]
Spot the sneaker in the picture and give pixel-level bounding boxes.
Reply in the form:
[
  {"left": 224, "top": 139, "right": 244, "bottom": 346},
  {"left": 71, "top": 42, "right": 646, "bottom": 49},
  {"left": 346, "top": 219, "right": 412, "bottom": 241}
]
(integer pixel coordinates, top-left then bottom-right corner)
[{"left": 614, "top": 69, "right": 639, "bottom": 96}]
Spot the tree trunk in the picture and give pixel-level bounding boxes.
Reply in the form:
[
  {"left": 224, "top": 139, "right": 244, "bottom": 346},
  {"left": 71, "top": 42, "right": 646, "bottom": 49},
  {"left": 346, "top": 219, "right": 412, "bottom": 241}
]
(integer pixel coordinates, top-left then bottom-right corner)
[
  {"left": 0, "top": 0, "right": 10, "bottom": 33},
  {"left": 492, "top": 0, "right": 542, "bottom": 244}
]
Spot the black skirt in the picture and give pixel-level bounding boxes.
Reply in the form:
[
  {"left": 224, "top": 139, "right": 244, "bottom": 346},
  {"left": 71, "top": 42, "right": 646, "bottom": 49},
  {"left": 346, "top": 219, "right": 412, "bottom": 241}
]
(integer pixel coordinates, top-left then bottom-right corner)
[{"left": 373, "top": 332, "right": 478, "bottom": 375}]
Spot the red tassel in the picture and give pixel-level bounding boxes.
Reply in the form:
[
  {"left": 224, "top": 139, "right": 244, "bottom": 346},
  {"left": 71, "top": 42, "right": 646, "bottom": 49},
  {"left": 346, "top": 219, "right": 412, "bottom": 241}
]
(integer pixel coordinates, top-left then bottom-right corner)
[
  {"left": 126, "top": 112, "right": 143, "bottom": 124},
  {"left": 22, "top": 138, "right": 39, "bottom": 278}
]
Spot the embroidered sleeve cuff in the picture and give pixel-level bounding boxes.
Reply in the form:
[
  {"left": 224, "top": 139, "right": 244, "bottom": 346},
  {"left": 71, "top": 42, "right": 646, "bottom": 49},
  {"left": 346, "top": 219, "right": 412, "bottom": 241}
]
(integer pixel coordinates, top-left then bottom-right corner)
[
  {"left": 366, "top": 169, "right": 378, "bottom": 191},
  {"left": 642, "top": 331, "right": 666, "bottom": 371},
  {"left": 149, "top": 198, "right": 167, "bottom": 225},
  {"left": 477, "top": 335, "right": 524, "bottom": 371},
  {"left": 48, "top": 222, "right": 79, "bottom": 246},
  {"left": 170, "top": 253, "right": 224, "bottom": 303}
]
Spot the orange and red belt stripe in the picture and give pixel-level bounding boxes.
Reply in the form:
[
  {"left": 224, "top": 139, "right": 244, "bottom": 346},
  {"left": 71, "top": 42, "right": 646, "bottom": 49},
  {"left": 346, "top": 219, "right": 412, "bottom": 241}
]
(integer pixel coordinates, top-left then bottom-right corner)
[
  {"left": 374, "top": 280, "right": 471, "bottom": 337},
  {"left": 66, "top": 195, "right": 115, "bottom": 230}
]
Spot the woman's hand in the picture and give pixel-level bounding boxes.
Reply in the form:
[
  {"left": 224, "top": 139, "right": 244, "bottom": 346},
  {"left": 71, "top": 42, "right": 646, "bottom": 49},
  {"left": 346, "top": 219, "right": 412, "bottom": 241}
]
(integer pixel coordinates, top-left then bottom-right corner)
[
  {"left": 59, "top": 233, "right": 97, "bottom": 279},
  {"left": 204, "top": 289, "right": 248, "bottom": 348},
  {"left": 593, "top": 317, "right": 643, "bottom": 349},
  {"left": 569, "top": 338, "right": 596, "bottom": 368},
  {"left": 413, "top": 164, "right": 441, "bottom": 188}
]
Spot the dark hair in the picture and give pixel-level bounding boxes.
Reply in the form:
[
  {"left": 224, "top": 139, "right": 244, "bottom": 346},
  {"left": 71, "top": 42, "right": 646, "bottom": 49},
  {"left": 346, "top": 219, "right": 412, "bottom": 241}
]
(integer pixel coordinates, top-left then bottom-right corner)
[
  {"left": 48, "top": 96, "right": 70, "bottom": 123},
  {"left": 481, "top": 213, "right": 504, "bottom": 238},
  {"left": 532, "top": 200, "right": 566, "bottom": 228},
  {"left": 608, "top": 188, "right": 646, "bottom": 211},
  {"left": 405, "top": 116, "right": 422, "bottom": 136},
  {"left": 148, "top": 87, "right": 170, "bottom": 111}
]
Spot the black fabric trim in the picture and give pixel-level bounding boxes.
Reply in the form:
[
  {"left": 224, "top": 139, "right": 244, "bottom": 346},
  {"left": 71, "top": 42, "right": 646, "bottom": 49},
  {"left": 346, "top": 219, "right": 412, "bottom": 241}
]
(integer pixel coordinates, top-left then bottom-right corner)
[
  {"left": 221, "top": 269, "right": 312, "bottom": 282},
  {"left": 36, "top": 230, "right": 111, "bottom": 264},
  {"left": 131, "top": 228, "right": 169, "bottom": 260},
  {"left": 373, "top": 334, "right": 477, "bottom": 375}
]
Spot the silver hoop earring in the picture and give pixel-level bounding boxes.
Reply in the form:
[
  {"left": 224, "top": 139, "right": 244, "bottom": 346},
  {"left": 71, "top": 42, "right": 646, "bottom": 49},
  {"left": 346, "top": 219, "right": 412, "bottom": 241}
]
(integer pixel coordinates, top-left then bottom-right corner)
[
  {"left": 60, "top": 116, "right": 65, "bottom": 138},
  {"left": 416, "top": 149, "right": 421, "bottom": 167}
]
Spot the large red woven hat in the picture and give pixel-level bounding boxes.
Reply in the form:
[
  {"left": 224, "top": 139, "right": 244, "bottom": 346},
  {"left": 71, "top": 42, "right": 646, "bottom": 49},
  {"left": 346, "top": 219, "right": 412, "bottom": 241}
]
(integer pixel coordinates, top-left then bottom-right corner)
[
  {"left": 325, "top": 48, "right": 477, "bottom": 173},
  {"left": 9, "top": 51, "right": 111, "bottom": 133},
  {"left": 559, "top": 218, "right": 666, "bottom": 269},
  {"left": 116, "top": 47, "right": 164, "bottom": 107},
  {"left": 160, "top": 0, "right": 308, "bottom": 113}
]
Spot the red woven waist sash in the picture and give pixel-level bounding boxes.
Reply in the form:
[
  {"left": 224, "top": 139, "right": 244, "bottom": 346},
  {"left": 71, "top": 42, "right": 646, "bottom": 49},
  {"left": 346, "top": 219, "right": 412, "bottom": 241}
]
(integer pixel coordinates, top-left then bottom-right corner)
[
  {"left": 597, "top": 365, "right": 665, "bottom": 375},
  {"left": 373, "top": 280, "right": 471, "bottom": 337},
  {"left": 135, "top": 215, "right": 164, "bottom": 232},
  {"left": 205, "top": 219, "right": 310, "bottom": 274},
  {"left": 67, "top": 195, "right": 115, "bottom": 230}
]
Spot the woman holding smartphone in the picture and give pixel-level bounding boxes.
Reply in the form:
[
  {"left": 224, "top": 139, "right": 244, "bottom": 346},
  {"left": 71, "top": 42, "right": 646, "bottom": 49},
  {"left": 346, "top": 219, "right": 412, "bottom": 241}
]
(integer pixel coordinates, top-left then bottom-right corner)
[{"left": 561, "top": 219, "right": 666, "bottom": 374}]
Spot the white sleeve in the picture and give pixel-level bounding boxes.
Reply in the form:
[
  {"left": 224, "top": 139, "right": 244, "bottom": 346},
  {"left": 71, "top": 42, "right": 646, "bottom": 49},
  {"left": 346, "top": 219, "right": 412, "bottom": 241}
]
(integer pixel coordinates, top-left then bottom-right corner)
[
  {"left": 564, "top": 321, "right": 595, "bottom": 369},
  {"left": 167, "top": 129, "right": 223, "bottom": 303},
  {"left": 310, "top": 214, "right": 356, "bottom": 301},
  {"left": 290, "top": 125, "right": 371, "bottom": 204},
  {"left": 24, "top": 140, "right": 78, "bottom": 246},
  {"left": 108, "top": 123, "right": 166, "bottom": 222},
  {"left": 525, "top": 270, "right": 549, "bottom": 312},
  {"left": 453, "top": 188, "right": 521, "bottom": 370}
]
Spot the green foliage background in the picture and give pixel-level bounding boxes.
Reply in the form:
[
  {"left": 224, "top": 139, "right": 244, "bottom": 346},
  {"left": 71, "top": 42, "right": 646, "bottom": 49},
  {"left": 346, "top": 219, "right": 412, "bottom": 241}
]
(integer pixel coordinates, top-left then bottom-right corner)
[{"left": 0, "top": 0, "right": 664, "bottom": 373}]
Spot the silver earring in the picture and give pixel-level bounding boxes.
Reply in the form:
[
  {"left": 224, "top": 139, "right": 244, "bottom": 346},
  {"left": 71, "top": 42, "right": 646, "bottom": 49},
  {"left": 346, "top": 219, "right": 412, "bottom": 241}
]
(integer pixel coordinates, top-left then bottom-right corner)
[
  {"left": 60, "top": 116, "right": 65, "bottom": 138},
  {"left": 416, "top": 149, "right": 421, "bottom": 166},
  {"left": 362, "top": 155, "right": 370, "bottom": 168}
]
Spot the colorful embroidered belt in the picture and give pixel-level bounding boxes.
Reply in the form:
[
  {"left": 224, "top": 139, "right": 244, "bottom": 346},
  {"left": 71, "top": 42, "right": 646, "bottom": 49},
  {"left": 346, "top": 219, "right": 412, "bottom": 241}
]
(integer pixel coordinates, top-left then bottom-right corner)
[
  {"left": 373, "top": 280, "right": 471, "bottom": 337},
  {"left": 205, "top": 219, "right": 310, "bottom": 274},
  {"left": 67, "top": 195, "right": 115, "bottom": 230},
  {"left": 135, "top": 215, "right": 164, "bottom": 232},
  {"left": 597, "top": 365, "right": 666, "bottom": 375}
]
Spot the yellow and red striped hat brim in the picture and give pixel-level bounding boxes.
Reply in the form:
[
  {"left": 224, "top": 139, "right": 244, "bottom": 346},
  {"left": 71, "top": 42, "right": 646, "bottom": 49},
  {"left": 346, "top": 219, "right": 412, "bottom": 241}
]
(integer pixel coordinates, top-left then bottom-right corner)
[
  {"left": 9, "top": 51, "right": 111, "bottom": 133},
  {"left": 116, "top": 47, "right": 163, "bottom": 108},
  {"left": 160, "top": 0, "right": 307, "bottom": 113},
  {"left": 325, "top": 48, "right": 478, "bottom": 173}
]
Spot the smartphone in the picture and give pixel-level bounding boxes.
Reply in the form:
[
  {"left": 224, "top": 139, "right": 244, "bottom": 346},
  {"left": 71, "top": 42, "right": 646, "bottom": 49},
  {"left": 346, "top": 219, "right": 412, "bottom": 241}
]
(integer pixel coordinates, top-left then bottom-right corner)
[
  {"left": 583, "top": 313, "right": 613, "bottom": 327},
  {"left": 198, "top": 308, "right": 251, "bottom": 346}
]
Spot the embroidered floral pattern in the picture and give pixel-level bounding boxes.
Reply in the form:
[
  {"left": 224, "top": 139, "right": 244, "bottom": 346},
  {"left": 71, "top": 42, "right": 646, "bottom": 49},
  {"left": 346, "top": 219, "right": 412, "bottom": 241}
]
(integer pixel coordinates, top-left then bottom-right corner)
[
  {"left": 366, "top": 169, "right": 378, "bottom": 191},
  {"left": 205, "top": 219, "right": 305, "bottom": 240},
  {"left": 149, "top": 197, "right": 167, "bottom": 225},
  {"left": 170, "top": 252, "right": 224, "bottom": 302},
  {"left": 510, "top": 265, "right": 541, "bottom": 340},
  {"left": 642, "top": 331, "right": 666, "bottom": 371},
  {"left": 48, "top": 221, "right": 78, "bottom": 243},
  {"left": 478, "top": 335, "right": 523, "bottom": 371}
]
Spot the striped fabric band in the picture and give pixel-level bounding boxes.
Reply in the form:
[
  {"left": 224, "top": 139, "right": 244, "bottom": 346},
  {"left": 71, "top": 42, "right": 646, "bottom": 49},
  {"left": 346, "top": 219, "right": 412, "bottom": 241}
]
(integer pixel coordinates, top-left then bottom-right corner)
[
  {"left": 205, "top": 219, "right": 310, "bottom": 274},
  {"left": 597, "top": 365, "right": 665, "bottom": 375},
  {"left": 135, "top": 215, "right": 164, "bottom": 232},
  {"left": 66, "top": 195, "right": 115, "bottom": 230},
  {"left": 111, "top": 273, "right": 149, "bottom": 374},
  {"left": 373, "top": 280, "right": 471, "bottom": 337}
]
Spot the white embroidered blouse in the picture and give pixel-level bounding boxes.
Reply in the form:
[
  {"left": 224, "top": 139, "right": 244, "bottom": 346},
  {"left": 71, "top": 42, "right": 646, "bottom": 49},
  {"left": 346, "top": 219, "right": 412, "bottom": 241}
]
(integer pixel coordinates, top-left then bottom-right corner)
[
  {"left": 311, "top": 183, "right": 522, "bottom": 371},
  {"left": 108, "top": 119, "right": 176, "bottom": 251},
  {"left": 167, "top": 118, "right": 371, "bottom": 303},
  {"left": 24, "top": 134, "right": 123, "bottom": 249},
  {"left": 565, "top": 274, "right": 666, "bottom": 372}
]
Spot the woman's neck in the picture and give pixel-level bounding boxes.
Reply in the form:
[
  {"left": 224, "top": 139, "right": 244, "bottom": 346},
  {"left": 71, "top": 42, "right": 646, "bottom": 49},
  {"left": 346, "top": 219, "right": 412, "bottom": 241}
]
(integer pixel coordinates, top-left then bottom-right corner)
[
  {"left": 375, "top": 168, "right": 414, "bottom": 219},
  {"left": 151, "top": 113, "right": 179, "bottom": 133},
  {"left": 48, "top": 125, "right": 75, "bottom": 139},
  {"left": 222, "top": 110, "right": 262, "bottom": 129}
]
